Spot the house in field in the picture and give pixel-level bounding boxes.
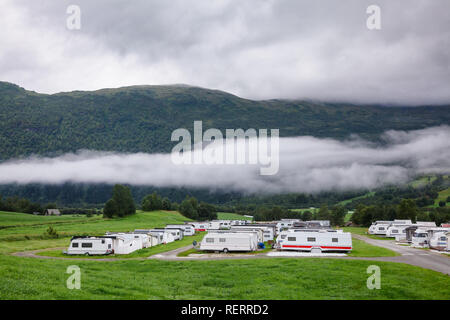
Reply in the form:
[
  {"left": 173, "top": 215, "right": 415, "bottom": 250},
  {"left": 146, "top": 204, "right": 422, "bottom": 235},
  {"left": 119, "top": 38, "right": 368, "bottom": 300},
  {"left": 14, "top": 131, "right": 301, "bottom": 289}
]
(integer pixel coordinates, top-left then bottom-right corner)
[{"left": 45, "top": 209, "right": 61, "bottom": 216}]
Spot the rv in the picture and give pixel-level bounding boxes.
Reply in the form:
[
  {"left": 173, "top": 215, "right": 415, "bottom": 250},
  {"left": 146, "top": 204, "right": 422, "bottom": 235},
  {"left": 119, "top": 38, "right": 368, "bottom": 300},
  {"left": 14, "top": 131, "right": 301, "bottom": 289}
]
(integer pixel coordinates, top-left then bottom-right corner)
[
  {"left": 368, "top": 221, "right": 392, "bottom": 235},
  {"left": 429, "top": 232, "right": 449, "bottom": 251},
  {"left": 199, "top": 232, "right": 258, "bottom": 252},
  {"left": 134, "top": 229, "right": 165, "bottom": 245},
  {"left": 208, "top": 220, "right": 232, "bottom": 230},
  {"left": 276, "top": 229, "right": 352, "bottom": 253},
  {"left": 166, "top": 224, "right": 195, "bottom": 236},
  {"left": 164, "top": 227, "right": 184, "bottom": 240},
  {"left": 230, "top": 220, "right": 247, "bottom": 226},
  {"left": 145, "top": 229, "right": 176, "bottom": 244},
  {"left": 66, "top": 236, "right": 114, "bottom": 255}
]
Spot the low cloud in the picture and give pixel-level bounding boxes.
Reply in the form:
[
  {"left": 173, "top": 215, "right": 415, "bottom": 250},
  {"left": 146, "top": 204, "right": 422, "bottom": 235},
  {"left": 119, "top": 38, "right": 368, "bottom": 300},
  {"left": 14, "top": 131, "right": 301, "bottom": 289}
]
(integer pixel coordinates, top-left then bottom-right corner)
[{"left": 0, "top": 126, "right": 449, "bottom": 194}]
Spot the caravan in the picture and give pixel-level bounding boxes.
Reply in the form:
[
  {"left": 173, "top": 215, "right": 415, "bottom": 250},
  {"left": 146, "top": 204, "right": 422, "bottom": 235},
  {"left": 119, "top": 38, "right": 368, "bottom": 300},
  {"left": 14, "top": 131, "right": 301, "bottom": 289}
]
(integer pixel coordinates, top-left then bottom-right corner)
[
  {"left": 429, "top": 232, "right": 449, "bottom": 251},
  {"left": 164, "top": 227, "right": 184, "bottom": 240},
  {"left": 189, "top": 222, "right": 209, "bottom": 232},
  {"left": 199, "top": 231, "right": 258, "bottom": 252},
  {"left": 66, "top": 236, "right": 114, "bottom": 255},
  {"left": 276, "top": 229, "right": 352, "bottom": 253},
  {"left": 166, "top": 224, "right": 195, "bottom": 236},
  {"left": 231, "top": 225, "right": 274, "bottom": 241}
]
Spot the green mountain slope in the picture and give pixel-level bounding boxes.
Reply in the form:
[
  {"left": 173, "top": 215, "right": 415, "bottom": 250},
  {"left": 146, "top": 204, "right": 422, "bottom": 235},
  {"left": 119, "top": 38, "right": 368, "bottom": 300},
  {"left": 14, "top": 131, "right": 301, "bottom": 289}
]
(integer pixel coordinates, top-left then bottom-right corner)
[{"left": 1, "top": 81, "right": 449, "bottom": 160}]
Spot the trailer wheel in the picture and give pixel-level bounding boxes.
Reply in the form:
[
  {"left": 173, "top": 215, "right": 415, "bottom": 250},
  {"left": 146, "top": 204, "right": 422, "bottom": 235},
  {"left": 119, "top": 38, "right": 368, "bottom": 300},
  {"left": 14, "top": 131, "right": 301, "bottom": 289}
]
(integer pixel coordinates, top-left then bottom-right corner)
[
  {"left": 223, "top": 248, "right": 229, "bottom": 253},
  {"left": 311, "top": 248, "right": 322, "bottom": 254},
  {"left": 85, "top": 252, "right": 90, "bottom": 256}
]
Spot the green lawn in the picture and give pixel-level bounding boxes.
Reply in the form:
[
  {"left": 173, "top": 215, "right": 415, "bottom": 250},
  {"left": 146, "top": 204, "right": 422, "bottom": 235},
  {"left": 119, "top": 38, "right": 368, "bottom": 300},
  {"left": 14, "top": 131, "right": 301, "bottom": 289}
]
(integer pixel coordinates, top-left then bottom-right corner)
[
  {"left": 348, "top": 238, "right": 399, "bottom": 257},
  {"left": 342, "top": 227, "right": 393, "bottom": 240},
  {"left": 431, "top": 187, "right": 450, "bottom": 207},
  {"left": 217, "top": 212, "right": 252, "bottom": 221},
  {"left": 337, "top": 192, "right": 375, "bottom": 206},
  {"left": 0, "top": 254, "right": 448, "bottom": 299},
  {"left": 0, "top": 211, "right": 102, "bottom": 227},
  {"left": 0, "top": 210, "right": 189, "bottom": 241}
]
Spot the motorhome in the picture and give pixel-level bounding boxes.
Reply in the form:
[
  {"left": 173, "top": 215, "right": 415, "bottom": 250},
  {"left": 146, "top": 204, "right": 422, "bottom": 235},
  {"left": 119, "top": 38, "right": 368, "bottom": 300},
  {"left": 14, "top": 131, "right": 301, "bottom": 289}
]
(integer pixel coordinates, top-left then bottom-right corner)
[
  {"left": 368, "top": 221, "right": 392, "bottom": 235},
  {"left": 276, "top": 229, "right": 352, "bottom": 253},
  {"left": 199, "top": 231, "right": 258, "bottom": 252},
  {"left": 166, "top": 224, "right": 195, "bottom": 236},
  {"left": 429, "top": 232, "right": 449, "bottom": 251},
  {"left": 66, "top": 236, "right": 114, "bottom": 255}
]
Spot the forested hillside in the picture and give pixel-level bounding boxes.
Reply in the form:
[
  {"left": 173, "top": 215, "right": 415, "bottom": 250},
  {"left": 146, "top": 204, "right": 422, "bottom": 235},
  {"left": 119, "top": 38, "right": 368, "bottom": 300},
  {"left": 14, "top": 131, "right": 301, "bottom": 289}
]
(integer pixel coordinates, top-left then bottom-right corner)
[{"left": 1, "top": 81, "right": 449, "bottom": 160}]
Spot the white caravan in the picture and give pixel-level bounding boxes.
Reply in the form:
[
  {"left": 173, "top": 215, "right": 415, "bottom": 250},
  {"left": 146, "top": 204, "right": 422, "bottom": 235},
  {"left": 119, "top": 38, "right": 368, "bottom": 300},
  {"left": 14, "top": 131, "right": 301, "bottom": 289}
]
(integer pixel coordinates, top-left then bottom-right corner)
[
  {"left": 164, "top": 227, "right": 184, "bottom": 240},
  {"left": 368, "top": 221, "right": 393, "bottom": 235},
  {"left": 276, "top": 229, "right": 352, "bottom": 253},
  {"left": 411, "top": 228, "right": 431, "bottom": 247},
  {"left": 105, "top": 232, "right": 149, "bottom": 248},
  {"left": 111, "top": 235, "right": 143, "bottom": 254},
  {"left": 134, "top": 229, "right": 164, "bottom": 246},
  {"left": 147, "top": 229, "right": 175, "bottom": 244},
  {"left": 199, "top": 232, "right": 258, "bottom": 252},
  {"left": 429, "top": 232, "right": 449, "bottom": 251},
  {"left": 166, "top": 224, "right": 195, "bottom": 236},
  {"left": 189, "top": 222, "right": 209, "bottom": 232},
  {"left": 230, "top": 220, "right": 247, "bottom": 226},
  {"left": 276, "top": 219, "right": 301, "bottom": 233},
  {"left": 231, "top": 225, "right": 274, "bottom": 241},
  {"left": 66, "top": 236, "right": 114, "bottom": 255}
]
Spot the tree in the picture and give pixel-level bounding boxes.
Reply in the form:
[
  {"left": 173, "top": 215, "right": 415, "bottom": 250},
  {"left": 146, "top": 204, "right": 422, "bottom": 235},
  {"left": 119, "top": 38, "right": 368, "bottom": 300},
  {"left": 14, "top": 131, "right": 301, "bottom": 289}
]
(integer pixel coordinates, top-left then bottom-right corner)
[
  {"left": 103, "top": 199, "right": 118, "bottom": 218},
  {"left": 302, "top": 211, "right": 312, "bottom": 221},
  {"left": 102, "top": 184, "right": 135, "bottom": 218},
  {"left": 161, "top": 197, "right": 172, "bottom": 210},
  {"left": 141, "top": 192, "right": 163, "bottom": 211},
  {"left": 330, "top": 205, "right": 346, "bottom": 226},
  {"left": 179, "top": 196, "right": 198, "bottom": 220},
  {"left": 316, "top": 204, "right": 330, "bottom": 220},
  {"left": 397, "top": 199, "right": 418, "bottom": 222},
  {"left": 438, "top": 201, "right": 446, "bottom": 207},
  {"left": 197, "top": 202, "right": 217, "bottom": 220}
]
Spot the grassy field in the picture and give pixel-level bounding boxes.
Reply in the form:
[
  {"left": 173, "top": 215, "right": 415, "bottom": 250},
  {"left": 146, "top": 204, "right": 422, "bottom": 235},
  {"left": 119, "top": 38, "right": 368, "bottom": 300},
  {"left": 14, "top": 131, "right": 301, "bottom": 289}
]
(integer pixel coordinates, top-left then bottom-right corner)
[
  {"left": 0, "top": 211, "right": 102, "bottom": 227},
  {"left": 342, "top": 227, "right": 393, "bottom": 240},
  {"left": 337, "top": 192, "right": 375, "bottom": 206},
  {"left": 0, "top": 211, "right": 449, "bottom": 300},
  {"left": 217, "top": 212, "right": 252, "bottom": 221},
  {"left": 431, "top": 187, "right": 450, "bottom": 207},
  {"left": 0, "top": 255, "right": 449, "bottom": 299},
  {"left": 348, "top": 238, "right": 399, "bottom": 257},
  {"left": 0, "top": 210, "right": 188, "bottom": 241}
]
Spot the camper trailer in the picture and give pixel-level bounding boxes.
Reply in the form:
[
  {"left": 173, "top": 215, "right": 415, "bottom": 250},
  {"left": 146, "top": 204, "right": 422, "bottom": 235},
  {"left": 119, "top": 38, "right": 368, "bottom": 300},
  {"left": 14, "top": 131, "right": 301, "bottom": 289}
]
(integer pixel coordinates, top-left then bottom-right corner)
[
  {"left": 429, "top": 232, "right": 449, "bottom": 251},
  {"left": 111, "top": 235, "right": 143, "bottom": 254},
  {"left": 231, "top": 225, "right": 274, "bottom": 241},
  {"left": 276, "top": 229, "right": 352, "bottom": 253},
  {"left": 146, "top": 229, "right": 175, "bottom": 244},
  {"left": 166, "top": 224, "right": 195, "bottom": 236},
  {"left": 368, "top": 221, "right": 393, "bottom": 235},
  {"left": 199, "top": 231, "right": 258, "bottom": 252},
  {"left": 105, "top": 232, "right": 149, "bottom": 248},
  {"left": 189, "top": 222, "right": 209, "bottom": 232},
  {"left": 276, "top": 219, "right": 301, "bottom": 233},
  {"left": 66, "top": 236, "right": 114, "bottom": 255},
  {"left": 230, "top": 220, "right": 247, "bottom": 226},
  {"left": 163, "top": 227, "right": 184, "bottom": 240},
  {"left": 134, "top": 229, "right": 164, "bottom": 246},
  {"left": 411, "top": 228, "right": 430, "bottom": 247}
]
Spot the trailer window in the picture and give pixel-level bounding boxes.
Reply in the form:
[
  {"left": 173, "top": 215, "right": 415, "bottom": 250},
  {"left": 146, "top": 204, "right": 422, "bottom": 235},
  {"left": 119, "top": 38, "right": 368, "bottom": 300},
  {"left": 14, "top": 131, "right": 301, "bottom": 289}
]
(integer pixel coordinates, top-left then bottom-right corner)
[
  {"left": 219, "top": 238, "right": 226, "bottom": 243},
  {"left": 332, "top": 238, "right": 338, "bottom": 243},
  {"left": 206, "top": 238, "right": 214, "bottom": 243},
  {"left": 287, "top": 237, "right": 296, "bottom": 241},
  {"left": 307, "top": 237, "right": 316, "bottom": 242},
  {"left": 108, "top": 244, "right": 111, "bottom": 249},
  {"left": 81, "top": 243, "right": 92, "bottom": 248},
  {"left": 379, "top": 227, "right": 385, "bottom": 230},
  {"left": 102, "top": 239, "right": 105, "bottom": 244},
  {"left": 280, "top": 235, "right": 286, "bottom": 239},
  {"left": 392, "top": 230, "right": 398, "bottom": 233},
  {"left": 440, "top": 237, "right": 447, "bottom": 241},
  {"left": 72, "top": 242, "right": 79, "bottom": 248}
]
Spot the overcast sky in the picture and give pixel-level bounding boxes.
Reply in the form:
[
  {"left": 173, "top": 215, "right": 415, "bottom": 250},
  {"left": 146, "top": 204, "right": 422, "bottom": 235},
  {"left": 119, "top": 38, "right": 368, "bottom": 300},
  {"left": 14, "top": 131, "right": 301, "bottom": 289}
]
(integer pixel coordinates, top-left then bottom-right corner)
[{"left": 1, "top": 0, "right": 449, "bottom": 104}]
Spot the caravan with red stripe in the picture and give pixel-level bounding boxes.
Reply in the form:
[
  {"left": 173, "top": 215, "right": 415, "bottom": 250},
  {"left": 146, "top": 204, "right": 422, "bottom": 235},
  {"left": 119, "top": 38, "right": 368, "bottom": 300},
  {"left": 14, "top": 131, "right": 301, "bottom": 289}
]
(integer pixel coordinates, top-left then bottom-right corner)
[{"left": 275, "top": 229, "right": 352, "bottom": 253}]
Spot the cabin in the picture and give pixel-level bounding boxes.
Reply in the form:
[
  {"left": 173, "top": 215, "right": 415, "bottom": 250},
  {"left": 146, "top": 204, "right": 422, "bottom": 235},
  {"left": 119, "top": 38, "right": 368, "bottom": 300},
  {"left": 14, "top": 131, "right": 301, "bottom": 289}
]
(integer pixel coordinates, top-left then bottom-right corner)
[
  {"left": 45, "top": 209, "right": 61, "bottom": 216},
  {"left": 199, "top": 231, "right": 258, "bottom": 252},
  {"left": 276, "top": 229, "right": 352, "bottom": 253}
]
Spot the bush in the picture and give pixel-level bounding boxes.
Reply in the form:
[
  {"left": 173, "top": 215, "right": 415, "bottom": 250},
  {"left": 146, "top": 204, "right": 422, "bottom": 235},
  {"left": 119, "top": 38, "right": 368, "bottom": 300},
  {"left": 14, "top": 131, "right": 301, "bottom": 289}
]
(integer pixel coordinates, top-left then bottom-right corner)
[{"left": 44, "top": 226, "right": 58, "bottom": 239}]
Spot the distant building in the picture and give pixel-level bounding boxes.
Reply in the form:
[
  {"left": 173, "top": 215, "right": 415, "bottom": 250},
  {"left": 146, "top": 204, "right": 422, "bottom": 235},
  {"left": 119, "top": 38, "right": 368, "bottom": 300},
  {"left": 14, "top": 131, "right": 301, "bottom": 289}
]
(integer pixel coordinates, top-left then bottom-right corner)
[{"left": 45, "top": 209, "right": 61, "bottom": 216}]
